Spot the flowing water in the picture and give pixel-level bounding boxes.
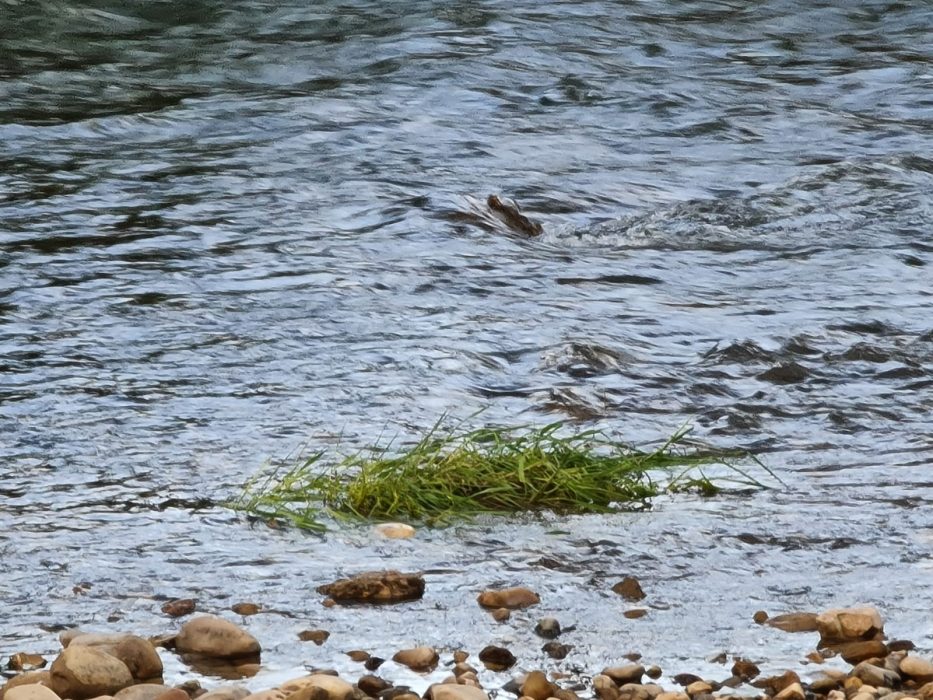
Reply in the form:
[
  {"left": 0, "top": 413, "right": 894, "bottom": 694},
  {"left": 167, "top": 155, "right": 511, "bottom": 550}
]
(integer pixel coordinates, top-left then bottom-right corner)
[{"left": 1, "top": 0, "right": 932, "bottom": 690}]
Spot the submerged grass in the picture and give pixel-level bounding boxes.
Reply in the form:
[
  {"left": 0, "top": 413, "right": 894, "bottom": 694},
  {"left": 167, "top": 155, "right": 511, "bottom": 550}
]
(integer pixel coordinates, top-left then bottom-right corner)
[{"left": 234, "top": 420, "right": 772, "bottom": 533}]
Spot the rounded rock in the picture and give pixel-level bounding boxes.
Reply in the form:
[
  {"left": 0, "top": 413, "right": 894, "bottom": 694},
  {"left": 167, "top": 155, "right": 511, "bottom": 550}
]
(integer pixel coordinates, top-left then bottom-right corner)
[
  {"left": 198, "top": 687, "right": 251, "bottom": 700},
  {"left": 69, "top": 634, "right": 163, "bottom": 681},
  {"left": 50, "top": 646, "right": 135, "bottom": 700},
  {"left": 427, "top": 686, "right": 489, "bottom": 700},
  {"left": 5, "top": 687, "right": 63, "bottom": 700},
  {"left": 281, "top": 675, "right": 353, "bottom": 700},
  {"left": 392, "top": 647, "right": 438, "bottom": 672},
  {"left": 112, "top": 686, "right": 173, "bottom": 700},
  {"left": 478, "top": 646, "right": 516, "bottom": 672},
  {"left": 476, "top": 587, "right": 540, "bottom": 610},
  {"left": 374, "top": 523, "right": 416, "bottom": 539},
  {"left": 901, "top": 657, "right": 933, "bottom": 683},
  {"left": 521, "top": 672, "right": 554, "bottom": 700},
  {"left": 175, "top": 617, "right": 261, "bottom": 659},
  {"left": 534, "top": 619, "right": 561, "bottom": 640}
]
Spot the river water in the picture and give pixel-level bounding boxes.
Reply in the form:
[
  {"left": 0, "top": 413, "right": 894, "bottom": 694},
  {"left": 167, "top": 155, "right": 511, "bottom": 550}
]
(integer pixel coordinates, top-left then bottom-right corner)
[{"left": 1, "top": 0, "right": 931, "bottom": 691}]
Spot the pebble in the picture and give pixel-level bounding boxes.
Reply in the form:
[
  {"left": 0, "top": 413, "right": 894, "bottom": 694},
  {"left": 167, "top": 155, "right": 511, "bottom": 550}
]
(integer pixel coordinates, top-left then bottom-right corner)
[
  {"left": 50, "top": 645, "right": 134, "bottom": 700},
  {"left": 175, "top": 617, "right": 261, "bottom": 659},
  {"left": 317, "top": 571, "right": 425, "bottom": 605},
  {"left": 476, "top": 587, "right": 540, "bottom": 610},
  {"left": 534, "top": 618, "right": 561, "bottom": 639},
  {"left": 297, "top": 631, "right": 330, "bottom": 646},
  {"left": 611, "top": 577, "right": 646, "bottom": 602},
  {"left": 161, "top": 600, "right": 197, "bottom": 619},
  {"left": 521, "top": 671, "right": 554, "bottom": 700},
  {"left": 477, "top": 646, "right": 515, "bottom": 672},
  {"left": 231, "top": 603, "right": 261, "bottom": 616},
  {"left": 374, "top": 523, "right": 416, "bottom": 539},
  {"left": 391, "top": 647, "right": 438, "bottom": 672}
]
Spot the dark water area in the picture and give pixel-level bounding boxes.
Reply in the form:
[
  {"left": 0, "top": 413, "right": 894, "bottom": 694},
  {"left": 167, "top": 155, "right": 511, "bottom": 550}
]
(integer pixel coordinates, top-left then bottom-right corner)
[{"left": 1, "top": 0, "right": 932, "bottom": 690}]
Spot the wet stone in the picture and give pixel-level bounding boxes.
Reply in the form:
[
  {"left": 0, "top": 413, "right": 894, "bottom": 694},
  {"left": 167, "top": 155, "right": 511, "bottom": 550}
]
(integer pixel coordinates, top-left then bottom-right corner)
[
  {"left": 161, "top": 600, "right": 197, "bottom": 619},
  {"left": 317, "top": 571, "right": 425, "bottom": 605},
  {"left": 521, "top": 671, "right": 554, "bottom": 700},
  {"left": 364, "top": 658, "right": 385, "bottom": 672},
  {"left": 427, "top": 688, "right": 489, "bottom": 700},
  {"left": 833, "top": 641, "right": 889, "bottom": 664},
  {"left": 491, "top": 608, "right": 511, "bottom": 622},
  {"left": 646, "top": 667, "right": 662, "bottom": 681},
  {"left": 8, "top": 654, "right": 47, "bottom": 672},
  {"left": 773, "top": 683, "right": 805, "bottom": 700},
  {"left": 298, "top": 631, "right": 330, "bottom": 646},
  {"left": 230, "top": 604, "right": 261, "bottom": 616},
  {"left": 346, "top": 652, "right": 370, "bottom": 663},
  {"left": 623, "top": 610, "right": 647, "bottom": 620},
  {"left": 478, "top": 646, "right": 516, "bottom": 672},
  {"left": 175, "top": 617, "right": 260, "bottom": 660},
  {"left": 534, "top": 618, "right": 561, "bottom": 639},
  {"left": 752, "top": 611, "right": 769, "bottom": 624},
  {"left": 730, "top": 659, "right": 759, "bottom": 680},
  {"left": 392, "top": 647, "right": 438, "bottom": 672},
  {"left": 751, "top": 671, "right": 800, "bottom": 695},
  {"left": 50, "top": 646, "right": 135, "bottom": 700},
  {"left": 757, "top": 362, "right": 809, "bottom": 384},
  {"left": 5, "top": 688, "right": 62, "bottom": 700},
  {"left": 542, "top": 643, "right": 572, "bottom": 660},
  {"left": 765, "top": 612, "right": 819, "bottom": 633},
  {"left": 357, "top": 676, "right": 391, "bottom": 698},
  {"left": 477, "top": 587, "right": 540, "bottom": 610},
  {"left": 602, "top": 666, "right": 644, "bottom": 686},
  {"left": 816, "top": 607, "right": 884, "bottom": 645},
  {"left": 611, "top": 577, "right": 646, "bottom": 602},
  {"left": 900, "top": 656, "right": 933, "bottom": 683}
]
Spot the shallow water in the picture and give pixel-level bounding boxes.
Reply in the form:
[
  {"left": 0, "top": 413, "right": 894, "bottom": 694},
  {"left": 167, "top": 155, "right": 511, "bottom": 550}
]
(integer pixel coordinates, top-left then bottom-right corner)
[{"left": 1, "top": 0, "right": 932, "bottom": 690}]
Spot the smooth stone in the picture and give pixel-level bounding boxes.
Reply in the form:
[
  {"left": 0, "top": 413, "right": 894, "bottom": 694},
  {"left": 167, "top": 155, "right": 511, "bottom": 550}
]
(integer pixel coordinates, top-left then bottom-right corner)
[
  {"left": 453, "top": 652, "right": 469, "bottom": 664},
  {"left": 602, "top": 666, "right": 644, "bottom": 686},
  {"left": 833, "top": 641, "right": 889, "bottom": 664},
  {"left": 298, "top": 631, "right": 330, "bottom": 646},
  {"left": 521, "top": 672, "right": 553, "bottom": 700},
  {"left": 112, "top": 686, "right": 173, "bottom": 700},
  {"left": 623, "top": 610, "right": 647, "bottom": 620},
  {"left": 281, "top": 675, "right": 353, "bottom": 700},
  {"left": 655, "top": 694, "right": 688, "bottom": 700},
  {"left": 919, "top": 683, "right": 933, "bottom": 700},
  {"left": 810, "top": 676, "right": 844, "bottom": 694},
  {"left": 751, "top": 671, "right": 800, "bottom": 694},
  {"left": 852, "top": 662, "right": 900, "bottom": 688},
  {"left": 534, "top": 619, "right": 561, "bottom": 639},
  {"left": 476, "top": 587, "right": 540, "bottom": 610},
  {"left": 592, "top": 676, "right": 618, "bottom": 700},
  {"left": 231, "top": 603, "right": 261, "bottom": 616},
  {"left": 426, "top": 686, "right": 489, "bottom": 700},
  {"left": 68, "top": 635, "right": 163, "bottom": 681},
  {"left": 901, "top": 657, "right": 933, "bottom": 683},
  {"left": 730, "top": 659, "right": 759, "bottom": 680},
  {"left": 826, "top": 691, "right": 846, "bottom": 700},
  {"left": 358, "top": 676, "right": 391, "bottom": 698},
  {"left": 198, "top": 686, "right": 251, "bottom": 700},
  {"left": 773, "top": 683, "right": 805, "bottom": 700},
  {"left": 346, "top": 652, "right": 370, "bottom": 663},
  {"left": 491, "top": 609, "right": 511, "bottom": 622},
  {"left": 177, "top": 655, "right": 259, "bottom": 680},
  {"left": 453, "top": 663, "right": 477, "bottom": 677},
  {"left": 8, "top": 655, "right": 48, "bottom": 672},
  {"left": 317, "top": 571, "right": 425, "bottom": 605},
  {"left": 611, "top": 577, "right": 645, "bottom": 602},
  {"left": 241, "top": 691, "right": 285, "bottom": 700},
  {"left": 153, "top": 690, "right": 193, "bottom": 700},
  {"left": 161, "top": 600, "right": 197, "bottom": 618},
  {"left": 5, "top": 687, "right": 62, "bottom": 700},
  {"left": 478, "top": 646, "right": 515, "bottom": 672},
  {"left": 2, "top": 673, "right": 54, "bottom": 700},
  {"left": 374, "top": 523, "right": 416, "bottom": 539},
  {"left": 50, "top": 646, "right": 134, "bottom": 700},
  {"left": 817, "top": 607, "right": 884, "bottom": 644},
  {"left": 392, "top": 647, "right": 438, "bottom": 672},
  {"left": 752, "top": 611, "right": 769, "bottom": 624},
  {"left": 175, "top": 617, "right": 261, "bottom": 659},
  {"left": 618, "top": 684, "right": 652, "bottom": 700},
  {"left": 765, "top": 612, "right": 819, "bottom": 633},
  {"left": 542, "top": 643, "right": 571, "bottom": 660},
  {"left": 645, "top": 668, "right": 662, "bottom": 681},
  {"left": 685, "top": 683, "right": 711, "bottom": 697}
]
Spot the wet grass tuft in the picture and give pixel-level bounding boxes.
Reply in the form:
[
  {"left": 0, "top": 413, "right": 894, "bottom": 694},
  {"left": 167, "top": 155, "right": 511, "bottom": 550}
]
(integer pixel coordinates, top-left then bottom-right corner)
[{"left": 233, "top": 421, "right": 772, "bottom": 532}]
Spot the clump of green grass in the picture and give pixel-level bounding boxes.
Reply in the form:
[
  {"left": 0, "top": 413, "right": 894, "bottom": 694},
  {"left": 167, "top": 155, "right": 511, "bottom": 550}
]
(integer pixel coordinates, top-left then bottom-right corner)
[{"left": 233, "top": 421, "right": 771, "bottom": 533}]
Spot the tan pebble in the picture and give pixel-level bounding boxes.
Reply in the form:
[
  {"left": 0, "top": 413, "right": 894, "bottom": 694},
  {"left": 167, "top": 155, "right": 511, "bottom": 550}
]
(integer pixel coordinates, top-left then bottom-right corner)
[
  {"left": 816, "top": 607, "right": 884, "bottom": 645},
  {"left": 153, "top": 690, "right": 191, "bottom": 700},
  {"left": 752, "top": 611, "right": 769, "bottom": 624},
  {"left": 921, "top": 686, "right": 933, "bottom": 700},
  {"left": 611, "top": 577, "right": 646, "bottom": 601},
  {"left": 392, "top": 646, "right": 439, "bottom": 672},
  {"left": 8, "top": 654, "right": 48, "bottom": 672},
  {"left": 5, "top": 687, "right": 63, "bottom": 700},
  {"left": 457, "top": 673, "right": 478, "bottom": 685},
  {"left": 846, "top": 678, "right": 866, "bottom": 694},
  {"left": 851, "top": 693, "right": 875, "bottom": 700},
  {"left": 476, "top": 587, "right": 540, "bottom": 610},
  {"left": 427, "top": 689, "right": 488, "bottom": 700},
  {"left": 623, "top": 609, "right": 647, "bottom": 620},
  {"left": 554, "top": 691, "right": 578, "bottom": 700},
  {"left": 161, "top": 599, "right": 197, "bottom": 618},
  {"left": 645, "top": 667, "right": 662, "bottom": 681},
  {"left": 297, "top": 630, "right": 330, "bottom": 646},
  {"left": 197, "top": 687, "right": 251, "bottom": 700},
  {"left": 322, "top": 599, "right": 336, "bottom": 608},
  {"left": 374, "top": 523, "right": 416, "bottom": 539},
  {"left": 50, "top": 646, "right": 135, "bottom": 700},
  {"left": 491, "top": 608, "right": 511, "bottom": 622},
  {"left": 827, "top": 691, "right": 846, "bottom": 700},
  {"left": 231, "top": 603, "right": 261, "bottom": 616},
  {"left": 685, "top": 682, "right": 712, "bottom": 697},
  {"left": 175, "top": 617, "right": 260, "bottom": 659},
  {"left": 602, "top": 666, "right": 644, "bottom": 686},
  {"left": 766, "top": 612, "right": 819, "bottom": 633},
  {"left": 281, "top": 674, "right": 353, "bottom": 700},
  {"left": 901, "top": 657, "right": 933, "bottom": 683},
  {"left": 239, "top": 692, "right": 284, "bottom": 700},
  {"left": 806, "top": 652, "right": 825, "bottom": 664},
  {"left": 522, "top": 671, "right": 554, "bottom": 700},
  {"left": 112, "top": 686, "right": 173, "bottom": 700},
  {"left": 593, "top": 676, "right": 618, "bottom": 700},
  {"left": 453, "top": 663, "right": 477, "bottom": 677},
  {"left": 655, "top": 694, "right": 688, "bottom": 700},
  {"left": 345, "top": 651, "right": 370, "bottom": 663},
  {"left": 453, "top": 651, "right": 469, "bottom": 663},
  {"left": 774, "top": 683, "right": 806, "bottom": 700}
]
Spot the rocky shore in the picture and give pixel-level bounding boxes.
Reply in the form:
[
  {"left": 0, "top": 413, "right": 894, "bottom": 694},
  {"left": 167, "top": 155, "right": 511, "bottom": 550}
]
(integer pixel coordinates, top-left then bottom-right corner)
[{"left": 3, "top": 570, "right": 931, "bottom": 700}]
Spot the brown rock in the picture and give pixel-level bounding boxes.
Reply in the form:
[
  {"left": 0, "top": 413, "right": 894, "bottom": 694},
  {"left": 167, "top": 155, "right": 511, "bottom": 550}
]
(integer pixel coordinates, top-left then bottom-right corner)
[
  {"left": 175, "top": 617, "right": 261, "bottom": 659},
  {"left": 684, "top": 683, "right": 711, "bottom": 698},
  {"left": 752, "top": 611, "right": 769, "bottom": 624},
  {"left": 751, "top": 671, "right": 800, "bottom": 694},
  {"left": 542, "top": 643, "right": 571, "bottom": 660},
  {"left": 176, "top": 655, "right": 259, "bottom": 680},
  {"left": 197, "top": 687, "right": 251, "bottom": 700},
  {"left": 476, "top": 587, "right": 540, "bottom": 610},
  {"left": 392, "top": 647, "right": 438, "bottom": 672},
  {"left": 317, "top": 571, "right": 424, "bottom": 605},
  {"left": 357, "top": 676, "right": 390, "bottom": 698},
  {"left": 851, "top": 662, "right": 900, "bottom": 688},
  {"left": 1, "top": 672, "right": 54, "bottom": 700},
  {"left": 8, "top": 654, "right": 48, "bottom": 672},
  {"left": 831, "top": 641, "right": 889, "bottom": 665},
  {"left": 345, "top": 651, "right": 370, "bottom": 663},
  {"left": 298, "top": 631, "right": 330, "bottom": 646},
  {"left": 5, "top": 687, "right": 62, "bottom": 700},
  {"left": 161, "top": 600, "right": 197, "bottom": 618},
  {"left": 521, "top": 672, "right": 554, "bottom": 700},
  {"left": 901, "top": 657, "right": 933, "bottom": 683},
  {"left": 240, "top": 691, "right": 284, "bottom": 700},
  {"left": 427, "top": 688, "right": 489, "bottom": 700},
  {"left": 602, "top": 666, "right": 644, "bottom": 686},
  {"left": 730, "top": 659, "right": 759, "bottom": 681},
  {"left": 773, "top": 683, "right": 805, "bottom": 700},
  {"left": 231, "top": 604, "right": 261, "bottom": 616},
  {"left": 624, "top": 610, "right": 648, "bottom": 620},
  {"left": 918, "top": 682, "right": 933, "bottom": 700},
  {"left": 816, "top": 607, "right": 884, "bottom": 645},
  {"left": 478, "top": 646, "right": 516, "bottom": 672},
  {"left": 453, "top": 663, "right": 477, "bottom": 677},
  {"left": 50, "top": 646, "right": 135, "bottom": 700},
  {"left": 153, "top": 690, "right": 192, "bottom": 700},
  {"left": 280, "top": 675, "right": 353, "bottom": 700},
  {"left": 809, "top": 676, "right": 844, "bottom": 694},
  {"left": 611, "top": 577, "right": 645, "bottom": 602},
  {"left": 491, "top": 609, "right": 511, "bottom": 622},
  {"left": 655, "top": 694, "right": 689, "bottom": 700},
  {"left": 593, "top": 676, "right": 618, "bottom": 700},
  {"left": 645, "top": 668, "right": 662, "bottom": 681},
  {"left": 112, "top": 685, "right": 173, "bottom": 700},
  {"left": 765, "top": 613, "right": 819, "bottom": 633},
  {"left": 534, "top": 618, "right": 562, "bottom": 639},
  {"left": 69, "top": 635, "right": 163, "bottom": 681}
]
